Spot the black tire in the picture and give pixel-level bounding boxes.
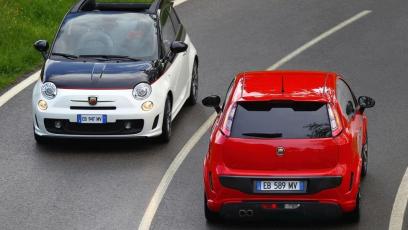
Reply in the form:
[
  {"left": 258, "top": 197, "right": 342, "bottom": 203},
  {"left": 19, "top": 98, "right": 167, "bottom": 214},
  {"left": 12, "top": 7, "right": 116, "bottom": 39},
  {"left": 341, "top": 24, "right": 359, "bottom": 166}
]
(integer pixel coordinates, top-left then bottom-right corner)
[
  {"left": 186, "top": 61, "right": 198, "bottom": 106},
  {"left": 204, "top": 195, "right": 220, "bottom": 223},
  {"left": 344, "top": 190, "right": 360, "bottom": 223},
  {"left": 159, "top": 96, "right": 172, "bottom": 142},
  {"left": 361, "top": 142, "right": 368, "bottom": 178}
]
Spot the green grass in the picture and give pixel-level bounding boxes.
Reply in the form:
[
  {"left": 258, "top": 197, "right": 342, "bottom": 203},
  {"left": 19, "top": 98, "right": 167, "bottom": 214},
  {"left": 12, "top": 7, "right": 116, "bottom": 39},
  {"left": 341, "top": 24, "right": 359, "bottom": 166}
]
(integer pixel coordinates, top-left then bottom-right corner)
[{"left": 0, "top": 0, "right": 153, "bottom": 91}]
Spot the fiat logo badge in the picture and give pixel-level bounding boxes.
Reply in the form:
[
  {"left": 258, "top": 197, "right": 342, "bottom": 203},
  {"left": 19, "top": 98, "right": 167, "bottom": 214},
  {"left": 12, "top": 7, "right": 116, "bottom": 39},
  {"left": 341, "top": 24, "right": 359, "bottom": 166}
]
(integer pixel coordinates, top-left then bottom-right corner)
[
  {"left": 88, "top": 96, "right": 98, "bottom": 106},
  {"left": 276, "top": 147, "right": 285, "bottom": 156}
]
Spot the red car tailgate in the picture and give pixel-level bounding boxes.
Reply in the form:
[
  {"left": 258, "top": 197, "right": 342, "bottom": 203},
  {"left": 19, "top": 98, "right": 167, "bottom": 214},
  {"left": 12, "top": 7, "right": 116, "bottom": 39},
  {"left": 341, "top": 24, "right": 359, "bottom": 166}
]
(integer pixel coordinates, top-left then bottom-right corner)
[{"left": 222, "top": 137, "right": 339, "bottom": 172}]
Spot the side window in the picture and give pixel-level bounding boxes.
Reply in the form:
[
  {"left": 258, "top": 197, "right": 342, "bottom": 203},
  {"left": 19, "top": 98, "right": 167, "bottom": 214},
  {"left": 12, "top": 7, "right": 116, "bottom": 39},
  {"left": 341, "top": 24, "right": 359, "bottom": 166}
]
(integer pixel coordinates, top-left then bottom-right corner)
[
  {"left": 160, "top": 8, "right": 176, "bottom": 54},
  {"left": 336, "top": 79, "right": 356, "bottom": 120},
  {"left": 169, "top": 7, "right": 181, "bottom": 33}
]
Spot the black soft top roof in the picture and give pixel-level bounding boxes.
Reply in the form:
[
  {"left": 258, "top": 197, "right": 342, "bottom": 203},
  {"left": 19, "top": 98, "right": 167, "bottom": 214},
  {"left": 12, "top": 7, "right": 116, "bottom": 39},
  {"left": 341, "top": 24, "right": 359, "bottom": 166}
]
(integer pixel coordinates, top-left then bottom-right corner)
[{"left": 70, "top": 0, "right": 172, "bottom": 13}]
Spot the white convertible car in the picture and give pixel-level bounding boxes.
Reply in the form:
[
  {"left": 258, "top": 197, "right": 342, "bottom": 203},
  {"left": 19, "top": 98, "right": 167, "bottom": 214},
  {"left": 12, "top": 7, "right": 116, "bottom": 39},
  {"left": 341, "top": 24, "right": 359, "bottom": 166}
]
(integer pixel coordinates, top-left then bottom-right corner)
[{"left": 32, "top": 0, "right": 198, "bottom": 143}]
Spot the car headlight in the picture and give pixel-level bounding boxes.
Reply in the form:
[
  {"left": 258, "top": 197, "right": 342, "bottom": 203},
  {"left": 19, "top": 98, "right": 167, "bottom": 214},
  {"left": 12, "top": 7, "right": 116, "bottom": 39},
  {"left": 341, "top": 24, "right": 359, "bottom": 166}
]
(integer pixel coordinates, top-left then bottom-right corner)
[
  {"left": 132, "top": 83, "right": 152, "bottom": 100},
  {"left": 41, "top": 82, "right": 57, "bottom": 100}
]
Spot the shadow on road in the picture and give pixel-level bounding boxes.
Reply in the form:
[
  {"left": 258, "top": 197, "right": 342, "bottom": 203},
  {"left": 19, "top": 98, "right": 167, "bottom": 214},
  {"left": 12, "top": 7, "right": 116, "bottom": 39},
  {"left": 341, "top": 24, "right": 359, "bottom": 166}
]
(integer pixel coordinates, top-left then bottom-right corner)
[{"left": 206, "top": 216, "right": 357, "bottom": 229}]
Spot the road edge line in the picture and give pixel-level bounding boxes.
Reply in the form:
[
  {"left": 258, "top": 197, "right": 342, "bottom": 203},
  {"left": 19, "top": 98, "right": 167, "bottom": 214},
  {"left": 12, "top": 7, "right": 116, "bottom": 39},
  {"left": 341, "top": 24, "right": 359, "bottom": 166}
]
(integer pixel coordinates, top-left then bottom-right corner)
[
  {"left": 0, "top": 71, "right": 39, "bottom": 108},
  {"left": 174, "top": 0, "right": 188, "bottom": 6},
  {"left": 268, "top": 10, "right": 372, "bottom": 70},
  {"left": 138, "top": 10, "right": 372, "bottom": 230},
  {"left": 138, "top": 113, "right": 217, "bottom": 230},
  {"left": 389, "top": 167, "right": 408, "bottom": 230}
]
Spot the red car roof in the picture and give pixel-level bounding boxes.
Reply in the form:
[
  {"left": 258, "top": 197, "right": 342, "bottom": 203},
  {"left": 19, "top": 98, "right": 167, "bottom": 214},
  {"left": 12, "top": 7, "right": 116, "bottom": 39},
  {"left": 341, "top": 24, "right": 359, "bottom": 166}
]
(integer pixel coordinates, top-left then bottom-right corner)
[{"left": 235, "top": 71, "right": 337, "bottom": 102}]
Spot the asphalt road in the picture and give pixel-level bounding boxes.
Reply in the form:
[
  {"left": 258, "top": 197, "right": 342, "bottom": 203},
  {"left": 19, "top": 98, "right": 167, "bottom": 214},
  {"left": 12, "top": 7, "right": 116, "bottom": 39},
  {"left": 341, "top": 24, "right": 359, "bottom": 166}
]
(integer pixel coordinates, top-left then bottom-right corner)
[{"left": 1, "top": 0, "right": 407, "bottom": 230}]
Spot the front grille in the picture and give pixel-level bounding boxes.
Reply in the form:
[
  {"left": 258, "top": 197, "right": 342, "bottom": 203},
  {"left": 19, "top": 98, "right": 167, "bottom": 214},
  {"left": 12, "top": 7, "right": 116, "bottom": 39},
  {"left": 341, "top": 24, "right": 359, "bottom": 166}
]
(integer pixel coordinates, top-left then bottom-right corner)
[
  {"left": 44, "top": 119, "right": 144, "bottom": 135},
  {"left": 70, "top": 106, "right": 116, "bottom": 110}
]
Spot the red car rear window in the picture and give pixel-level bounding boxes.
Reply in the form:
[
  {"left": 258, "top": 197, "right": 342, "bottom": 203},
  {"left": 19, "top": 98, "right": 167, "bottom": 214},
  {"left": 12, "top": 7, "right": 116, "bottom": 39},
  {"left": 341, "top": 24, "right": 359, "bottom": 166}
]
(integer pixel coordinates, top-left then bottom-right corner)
[{"left": 230, "top": 101, "right": 331, "bottom": 139}]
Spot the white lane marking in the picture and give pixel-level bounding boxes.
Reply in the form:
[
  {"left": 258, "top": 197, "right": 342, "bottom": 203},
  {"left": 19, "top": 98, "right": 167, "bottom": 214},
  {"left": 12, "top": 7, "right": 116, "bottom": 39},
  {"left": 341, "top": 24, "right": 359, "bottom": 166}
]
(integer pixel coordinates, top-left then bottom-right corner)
[
  {"left": 0, "top": 71, "right": 39, "bottom": 108},
  {"left": 138, "top": 10, "right": 372, "bottom": 230},
  {"left": 174, "top": 0, "right": 189, "bottom": 6},
  {"left": 268, "top": 10, "right": 372, "bottom": 70},
  {"left": 389, "top": 167, "right": 408, "bottom": 230},
  {"left": 0, "top": 1, "right": 189, "bottom": 109},
  {"left": 138, "top": 113, "right": 217, "bottom": 230}
]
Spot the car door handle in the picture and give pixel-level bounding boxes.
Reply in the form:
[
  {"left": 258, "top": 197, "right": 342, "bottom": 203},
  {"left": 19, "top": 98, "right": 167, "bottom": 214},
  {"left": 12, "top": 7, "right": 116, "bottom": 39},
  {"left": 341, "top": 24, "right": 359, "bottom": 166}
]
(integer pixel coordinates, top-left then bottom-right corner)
[{"left": 182, "top": 51, "right": 187, "bottom": 56}]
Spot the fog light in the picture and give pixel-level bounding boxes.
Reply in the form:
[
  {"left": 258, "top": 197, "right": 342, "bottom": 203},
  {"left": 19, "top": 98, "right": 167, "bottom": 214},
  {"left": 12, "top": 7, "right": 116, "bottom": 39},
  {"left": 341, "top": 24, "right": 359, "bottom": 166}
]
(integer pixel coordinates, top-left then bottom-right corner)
[
  {"left": 124, "top": 121, "right": 132, "bottom": 130},
  {"left": 38, "top": 100, "right": 48, "bottom": 111},
  {"left": 142, "top": 101, "right": 154, "bottom": 111},
  {"left": 54, "top": 120, "right": 62, "bottom": 129}
]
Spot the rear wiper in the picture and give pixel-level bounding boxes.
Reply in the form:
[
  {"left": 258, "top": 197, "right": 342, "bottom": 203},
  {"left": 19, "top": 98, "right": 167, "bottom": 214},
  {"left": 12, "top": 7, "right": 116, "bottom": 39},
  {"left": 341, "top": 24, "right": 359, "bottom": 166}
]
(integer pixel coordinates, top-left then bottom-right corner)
[
  {"left": 52, "top": 52, "right": 79, "bottom": 60},
  {"left": 79, "top": 55, "right": 142, "bottom": 61},
  {"left": 242, "top": 133, "right": 283, "bottom": 138}
]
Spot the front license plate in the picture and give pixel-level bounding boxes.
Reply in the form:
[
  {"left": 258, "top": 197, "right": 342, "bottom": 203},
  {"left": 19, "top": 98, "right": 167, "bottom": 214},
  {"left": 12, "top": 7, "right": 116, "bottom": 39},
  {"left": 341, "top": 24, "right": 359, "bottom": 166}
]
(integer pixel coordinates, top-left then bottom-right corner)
[
  {"left": 77, "top": 114, "right": 107, "bottom": 124},
  {"left": 255, "top": 180, "right": 306, "bottom": 193}
]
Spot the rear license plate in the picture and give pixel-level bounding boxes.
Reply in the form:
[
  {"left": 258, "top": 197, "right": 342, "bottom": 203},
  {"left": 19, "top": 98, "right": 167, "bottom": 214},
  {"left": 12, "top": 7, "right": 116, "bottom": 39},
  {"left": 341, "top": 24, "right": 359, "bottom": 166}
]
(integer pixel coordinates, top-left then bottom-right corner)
[
  {"left": 77, "top": 114, "right": 107, "bottom": 124},
  {"left": 255, "top": 180, "right": 306, "bottom": 193}
]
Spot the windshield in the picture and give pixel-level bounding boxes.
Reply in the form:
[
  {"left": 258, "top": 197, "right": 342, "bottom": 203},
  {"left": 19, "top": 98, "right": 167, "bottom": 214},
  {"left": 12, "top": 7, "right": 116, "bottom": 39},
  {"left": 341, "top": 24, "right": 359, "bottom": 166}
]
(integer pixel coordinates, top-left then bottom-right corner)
[
  {"left": 52, "top": 12, "right": 158, "bottom": 60},
  {"left": 230, "top": 101, "right": 332, "bottom": 139}
]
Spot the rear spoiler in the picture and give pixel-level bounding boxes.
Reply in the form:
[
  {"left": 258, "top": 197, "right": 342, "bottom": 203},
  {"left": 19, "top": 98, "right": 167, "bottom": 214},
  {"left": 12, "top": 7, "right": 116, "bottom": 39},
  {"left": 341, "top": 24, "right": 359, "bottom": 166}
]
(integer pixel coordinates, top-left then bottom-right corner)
[{"left": 238, "top": 95, "right": 330, "bottom": 103}]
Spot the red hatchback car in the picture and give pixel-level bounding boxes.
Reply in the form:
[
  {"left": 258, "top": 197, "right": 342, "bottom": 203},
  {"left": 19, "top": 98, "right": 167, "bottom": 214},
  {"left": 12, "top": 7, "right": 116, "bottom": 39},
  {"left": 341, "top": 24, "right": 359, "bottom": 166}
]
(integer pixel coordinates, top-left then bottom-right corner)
[{"left": 202, "top": 71, "right": 375, "bottom": 222}]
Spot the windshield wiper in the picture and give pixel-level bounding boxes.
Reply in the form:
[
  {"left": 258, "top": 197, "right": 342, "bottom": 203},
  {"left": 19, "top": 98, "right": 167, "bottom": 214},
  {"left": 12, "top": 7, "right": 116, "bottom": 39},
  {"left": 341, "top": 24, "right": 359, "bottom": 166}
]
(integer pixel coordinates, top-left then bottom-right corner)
[
  {"left": 79, "top": 55, "right": 142, "bottom": 61},
  {"left": 242, "top": 133, "right": 283, "bottom": 138},
  {"left": 52, "top": 52, "right": 79, "bottom": 60}
]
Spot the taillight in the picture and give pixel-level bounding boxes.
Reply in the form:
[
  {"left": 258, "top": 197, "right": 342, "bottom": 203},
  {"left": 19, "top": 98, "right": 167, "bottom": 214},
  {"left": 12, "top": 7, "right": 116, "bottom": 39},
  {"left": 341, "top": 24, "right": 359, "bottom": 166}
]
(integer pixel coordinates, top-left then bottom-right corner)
[
  {"left": 328, "top": 104, "right": 343, "bottom": 136},
  {"left": 220, "top": 103, "right": 237, "bottom": 136}
]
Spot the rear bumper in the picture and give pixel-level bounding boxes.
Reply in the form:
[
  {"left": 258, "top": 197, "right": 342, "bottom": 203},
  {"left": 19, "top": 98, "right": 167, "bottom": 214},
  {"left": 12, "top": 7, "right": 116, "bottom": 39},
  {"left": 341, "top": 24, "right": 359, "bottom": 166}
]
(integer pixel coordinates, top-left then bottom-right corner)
[
  {"left": 220, "top": 201, "right": 342, "bottom": 219},
  {"left": 204, "top": 169, "right": 360, "bottom": 215}
]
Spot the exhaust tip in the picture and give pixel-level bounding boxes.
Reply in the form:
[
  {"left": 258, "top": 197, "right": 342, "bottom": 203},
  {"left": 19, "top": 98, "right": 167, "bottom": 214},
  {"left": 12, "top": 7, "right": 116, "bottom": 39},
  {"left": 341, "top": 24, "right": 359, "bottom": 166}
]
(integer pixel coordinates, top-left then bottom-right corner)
[
  {"left": 247, "top": 209, "right": 254, "bottom": 216},
  {"left": 238, "top": 209, "right": 254, "bottom": 217}
]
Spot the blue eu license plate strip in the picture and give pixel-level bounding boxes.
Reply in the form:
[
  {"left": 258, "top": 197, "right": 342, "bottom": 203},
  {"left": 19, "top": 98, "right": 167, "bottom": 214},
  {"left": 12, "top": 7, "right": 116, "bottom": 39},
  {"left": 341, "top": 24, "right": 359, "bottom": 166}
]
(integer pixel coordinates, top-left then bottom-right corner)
[
  {"left": 255, "top": 180, "right": 306, "bottom": 193},
  {"left": 77, "top": 114, "right": 107, "bottom": 124}
]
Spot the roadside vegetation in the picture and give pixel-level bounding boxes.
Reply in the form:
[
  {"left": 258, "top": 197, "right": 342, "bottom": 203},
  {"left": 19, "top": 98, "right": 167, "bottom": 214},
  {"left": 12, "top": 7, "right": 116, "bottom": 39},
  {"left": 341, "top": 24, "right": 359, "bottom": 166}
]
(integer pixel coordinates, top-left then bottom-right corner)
[{"left": 0, "top": 0, "right": 152, "bottom": 91}]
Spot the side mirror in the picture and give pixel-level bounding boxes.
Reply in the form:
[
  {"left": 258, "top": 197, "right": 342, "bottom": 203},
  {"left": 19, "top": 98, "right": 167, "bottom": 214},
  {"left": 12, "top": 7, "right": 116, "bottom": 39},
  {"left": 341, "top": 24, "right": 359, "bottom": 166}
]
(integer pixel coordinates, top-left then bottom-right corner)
[
  {"left": 202, "top": 95, "right": 221, "bottom": 113},
  {"left": 170, "top": 41, "right": 188, "bottom": 54},
  {"left": 358, "top": 96, "right": 375, "bottom": 113},
  {"left": 33, "top": 40, "right": 49, "bottom": 60}
]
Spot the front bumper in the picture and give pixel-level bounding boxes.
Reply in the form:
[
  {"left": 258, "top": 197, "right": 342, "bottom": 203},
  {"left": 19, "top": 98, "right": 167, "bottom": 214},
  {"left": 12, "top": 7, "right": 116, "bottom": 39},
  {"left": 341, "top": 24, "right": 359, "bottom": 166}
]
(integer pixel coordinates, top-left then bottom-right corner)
[
  {"left": 33, "top": 84, "right": 166, "bottom": 138},
  {"left": 34, "top": 113, "right": 162, "bottom": 139}
]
